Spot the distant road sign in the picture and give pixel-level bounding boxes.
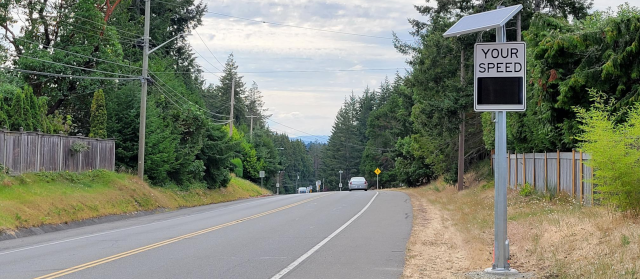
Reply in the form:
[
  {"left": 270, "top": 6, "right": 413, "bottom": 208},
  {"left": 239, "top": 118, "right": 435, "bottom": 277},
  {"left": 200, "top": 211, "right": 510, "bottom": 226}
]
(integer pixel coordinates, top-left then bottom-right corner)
[
  {"left": 259, "top": 171, "right": 265, "bottom": 178},
  {"left": 474, "top": 42, "right": 526, "bottom": 111},
  {"left": 374, "top": 168, "right": 381, "bottom": 175},
  {"left": 339, "top": 183, "right": 342, "bottom": 188},
  {"left": 276, "top": 183, "right": 279, "bottom": 188}
]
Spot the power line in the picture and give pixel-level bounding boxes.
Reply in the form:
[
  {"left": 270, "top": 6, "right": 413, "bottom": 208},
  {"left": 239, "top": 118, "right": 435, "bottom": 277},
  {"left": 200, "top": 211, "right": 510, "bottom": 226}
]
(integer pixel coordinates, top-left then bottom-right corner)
[
  {"left": 190, "top": 47, "right": 222, "bottom": 75},
  {"left": 56, "top": 23, "right": 139, "bottom": 45},
  {"left": 13, "top": 37, "right": 142, "bottom": 70},
  {"left": 0, "top": 66, "right": 140, "bottom": 80},
  {"left": 153, "top": 67, "right": 407, "bottom": 74},
  {"left": 17, "top": 54, "right": 139, "bottom": 78},
  {"left": 150, "top": 71, "right": 229, "bottom": 118},
  {"left": 151, "top": 83, "right": 183, "bottom": 110},
  {"left": 62, "top": 19, "right": 141, "bottom": 42},
  {"left": 73, "top": 15, "right": 145, "bottom": 39},
  {"left": 154, "top": 81, "right": 232, "bottom": 125},
  {"left": 194, "top": 29, "right": 225, "bottom": 69}
]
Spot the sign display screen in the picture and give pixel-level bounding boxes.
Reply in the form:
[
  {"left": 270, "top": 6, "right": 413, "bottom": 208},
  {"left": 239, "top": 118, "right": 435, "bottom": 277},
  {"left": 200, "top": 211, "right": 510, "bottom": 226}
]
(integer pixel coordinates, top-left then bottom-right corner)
[{"left": 477, "top": 77, "right": 523, "bottom": 105}]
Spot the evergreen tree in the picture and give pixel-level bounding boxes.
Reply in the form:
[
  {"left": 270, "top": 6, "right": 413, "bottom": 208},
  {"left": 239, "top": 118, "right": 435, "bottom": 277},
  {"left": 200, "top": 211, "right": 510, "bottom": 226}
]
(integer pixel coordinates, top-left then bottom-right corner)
[
  {"left": 203, "top": 54, "right": 248, "bottom": 127},
  {"left": 246, "top": 81, "right": 271, "bottom": 128},
  {"left": 89, "top": 89, "right": 107, "bottom": 139},
  {"left": 9, "top": 87, "right": 30, "bottom": 131}
]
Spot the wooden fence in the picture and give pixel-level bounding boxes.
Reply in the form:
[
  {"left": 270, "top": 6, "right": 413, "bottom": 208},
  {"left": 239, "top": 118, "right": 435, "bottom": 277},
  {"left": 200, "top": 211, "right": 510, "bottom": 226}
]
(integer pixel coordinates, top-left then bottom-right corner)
[
  {"left": 0, "top": 129, "right": 115, "bottom": 174},
  {"left": 492, "top": 151, "right": 594, "bottom": 206}
]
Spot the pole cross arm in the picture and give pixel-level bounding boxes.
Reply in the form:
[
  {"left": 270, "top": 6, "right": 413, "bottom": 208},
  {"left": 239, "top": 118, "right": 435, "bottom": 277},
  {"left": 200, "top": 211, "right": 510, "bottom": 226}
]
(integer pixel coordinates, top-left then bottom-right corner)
[{"left": 148, "top": 33, "right": 190, "bottom": 54}]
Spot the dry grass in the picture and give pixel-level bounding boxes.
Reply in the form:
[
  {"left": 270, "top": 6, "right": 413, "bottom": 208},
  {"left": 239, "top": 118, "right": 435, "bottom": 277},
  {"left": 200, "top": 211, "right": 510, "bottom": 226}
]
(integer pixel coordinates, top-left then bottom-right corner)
[
  {"left": 0, "top": 171, "right": 271, "bottom": 232},
  {"left": 400, "top": 169, "right": 640, "bottom": 279}
]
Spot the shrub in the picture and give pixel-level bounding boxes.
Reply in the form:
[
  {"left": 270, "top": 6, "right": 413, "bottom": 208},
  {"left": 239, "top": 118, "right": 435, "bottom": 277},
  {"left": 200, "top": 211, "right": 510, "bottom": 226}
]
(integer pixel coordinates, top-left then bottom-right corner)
[
  {"left": 519, "top": 183, "right": 535, "bottom": 197},
  {"left": 576, "top": 90, "right": 640, "bottom": 215},
  {"left": 231, "top": 158, "right": 243, "bottom": 178}
]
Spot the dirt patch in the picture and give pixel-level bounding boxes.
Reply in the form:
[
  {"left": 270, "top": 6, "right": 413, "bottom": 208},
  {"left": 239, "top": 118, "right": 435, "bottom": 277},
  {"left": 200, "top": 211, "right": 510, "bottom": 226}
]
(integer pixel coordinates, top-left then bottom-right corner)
[{"left": 401, "top": 184, "right": 473, "bottom": 279}]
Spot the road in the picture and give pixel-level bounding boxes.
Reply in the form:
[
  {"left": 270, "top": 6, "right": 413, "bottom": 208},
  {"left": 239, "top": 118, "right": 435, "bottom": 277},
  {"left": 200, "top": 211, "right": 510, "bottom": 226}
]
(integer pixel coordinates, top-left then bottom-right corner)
[{"left": 0, "top": 190, "right": 412, "bottom": 279}]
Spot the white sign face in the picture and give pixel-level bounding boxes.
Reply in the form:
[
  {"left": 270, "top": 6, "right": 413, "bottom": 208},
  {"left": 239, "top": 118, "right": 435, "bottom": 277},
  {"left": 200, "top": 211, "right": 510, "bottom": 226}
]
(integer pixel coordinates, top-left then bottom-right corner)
[
  {"left": 276, "top": 183, "right": 279, "bottom": 188},
  {"left": 474, "top": 42, "right": 526, "bottom": 111},
  {"left": 339, "top": 183, "right": 342, "bottom": 188},
  {"left": 259, "top": 171, "right": 265, "bottom": 178}
]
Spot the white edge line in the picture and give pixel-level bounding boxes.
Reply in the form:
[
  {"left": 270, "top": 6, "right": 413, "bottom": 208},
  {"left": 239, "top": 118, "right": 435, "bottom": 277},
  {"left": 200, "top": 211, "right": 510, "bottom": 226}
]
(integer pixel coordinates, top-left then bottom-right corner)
[
  {"left": 0, "top": 195, "right": 291, "bottom": 256},
  {"left": 270, "top": 191, "right": 380, "bottom": 279}
]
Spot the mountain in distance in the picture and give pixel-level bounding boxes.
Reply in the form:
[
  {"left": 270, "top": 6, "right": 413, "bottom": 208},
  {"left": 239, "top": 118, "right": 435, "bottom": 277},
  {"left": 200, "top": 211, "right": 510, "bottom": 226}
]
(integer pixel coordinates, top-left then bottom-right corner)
[{"left": 290, "top": 135, "right": 329, "bottom": 144}]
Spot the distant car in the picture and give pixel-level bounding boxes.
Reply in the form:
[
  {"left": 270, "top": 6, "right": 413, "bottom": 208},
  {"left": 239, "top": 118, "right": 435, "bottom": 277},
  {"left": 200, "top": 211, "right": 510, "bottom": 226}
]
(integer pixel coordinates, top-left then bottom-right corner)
[
  {"left": 298, "top": 187, "right": 308, "bottom": 194},
  {"left": 349, "top": 177, "right": 368, "bottom": 191}
]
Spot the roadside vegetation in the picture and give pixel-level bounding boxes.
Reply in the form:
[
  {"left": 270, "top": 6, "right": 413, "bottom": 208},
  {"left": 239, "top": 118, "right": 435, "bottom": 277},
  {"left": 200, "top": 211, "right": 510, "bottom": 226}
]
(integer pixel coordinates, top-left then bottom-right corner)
[
  {"left": 0, "top": 170, "right": 270, "bottom": 231},
  {"left": 401, "top": 163, "right": 640, "bottom": 279}
]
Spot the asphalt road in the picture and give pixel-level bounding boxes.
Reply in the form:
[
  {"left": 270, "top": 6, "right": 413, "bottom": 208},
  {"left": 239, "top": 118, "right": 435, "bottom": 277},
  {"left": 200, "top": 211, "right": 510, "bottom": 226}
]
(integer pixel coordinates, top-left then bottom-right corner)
[{"left": 0, "top": 190, "right": 412, "bottom": 279}]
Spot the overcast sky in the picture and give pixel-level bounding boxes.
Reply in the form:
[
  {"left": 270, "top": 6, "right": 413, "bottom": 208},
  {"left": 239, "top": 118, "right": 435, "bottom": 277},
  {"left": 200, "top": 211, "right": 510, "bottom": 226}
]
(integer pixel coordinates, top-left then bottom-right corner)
[
  {"left": 187, "top": 0, "right": 422, "bottom": 137},
  {"left": 188, "top": 0, "right": 633, "bottom": 137}
]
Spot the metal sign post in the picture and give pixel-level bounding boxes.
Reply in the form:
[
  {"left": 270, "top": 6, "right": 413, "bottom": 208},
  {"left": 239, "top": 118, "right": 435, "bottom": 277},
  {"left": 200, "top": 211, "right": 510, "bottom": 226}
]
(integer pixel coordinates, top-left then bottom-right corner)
[
  {"left": 259, "top": 171, "right": 265, "bottom": 188},
  {"left": 375, "top": 168, "right": 381, "bottom": 190},
  {"left": 443, "top": 4, "right": 524, "bottom": 274}
]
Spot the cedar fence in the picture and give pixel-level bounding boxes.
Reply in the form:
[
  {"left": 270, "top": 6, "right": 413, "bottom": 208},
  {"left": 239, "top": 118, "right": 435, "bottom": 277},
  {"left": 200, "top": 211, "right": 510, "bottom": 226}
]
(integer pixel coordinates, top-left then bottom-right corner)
[
  {"left": 492, "top": 150, "right": 594, "bottom": 206},
  {"left": 0, "top": 129, "right": 115, "bottom": 175}
]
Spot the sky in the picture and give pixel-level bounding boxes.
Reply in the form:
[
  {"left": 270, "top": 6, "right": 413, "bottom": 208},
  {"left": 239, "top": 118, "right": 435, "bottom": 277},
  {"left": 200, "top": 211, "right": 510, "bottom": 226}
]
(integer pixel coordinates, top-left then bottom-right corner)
[
  {"left": 187, "top": 0, "right": 423, "bottom": 137},
  {"left": 188, "top": 0, "right": 632, "bottom": 138}
]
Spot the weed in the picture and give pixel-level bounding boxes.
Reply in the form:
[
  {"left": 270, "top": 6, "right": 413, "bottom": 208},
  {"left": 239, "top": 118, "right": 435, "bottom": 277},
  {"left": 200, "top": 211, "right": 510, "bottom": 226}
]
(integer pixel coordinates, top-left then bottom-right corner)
[
  {"left": 519, "top": 183, "right": 535, "bottom": 197},
  {"left": 621, "top": 234, "right": 631, "bottom": 247},
  {"left": 14, "top": 213, "right": 26, "bottom": 224}
]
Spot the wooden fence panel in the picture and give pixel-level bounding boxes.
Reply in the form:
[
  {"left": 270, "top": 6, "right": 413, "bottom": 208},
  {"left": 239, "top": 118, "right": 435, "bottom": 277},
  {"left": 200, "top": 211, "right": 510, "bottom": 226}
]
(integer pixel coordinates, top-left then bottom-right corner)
[
  {"left": 97, "top": 141, "right": 115, "bottom": 171},
  {"left": 23, "top": 133, "right": 39, "bottom": 172},
  {"left": 534, "top": 153, "right": 546, "bottom": 192},
  {"left": 39, "top": 135, "right": 60, "bottom": 172},
  {"left": 546, "top": 153, "right": 559, "bottom": 194},
  {"left": 0, "top": 131, "right": 4, "bottom": 169},
  {"left": 6, "top": 133, "right": 20, "bottom": 174},
  {"left": 494, "top": 151, "right": 594, "bottom": 205}
]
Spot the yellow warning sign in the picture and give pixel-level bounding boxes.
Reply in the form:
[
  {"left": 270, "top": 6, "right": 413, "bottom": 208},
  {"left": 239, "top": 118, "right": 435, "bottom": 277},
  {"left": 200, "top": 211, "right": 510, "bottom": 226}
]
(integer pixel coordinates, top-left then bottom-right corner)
[{"left": 374, "top": 168, "right": 381, "bottom": 175}]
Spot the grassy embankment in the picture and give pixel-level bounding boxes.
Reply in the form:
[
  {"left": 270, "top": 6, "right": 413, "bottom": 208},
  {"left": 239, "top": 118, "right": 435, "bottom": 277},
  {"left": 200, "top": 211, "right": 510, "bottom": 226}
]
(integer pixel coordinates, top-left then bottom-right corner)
[
  {"left": 0, "top": 170, "right": 270, "bottom": 231},
  {"left": 401, "top": 162, "right": 639, "bottom": 279}
]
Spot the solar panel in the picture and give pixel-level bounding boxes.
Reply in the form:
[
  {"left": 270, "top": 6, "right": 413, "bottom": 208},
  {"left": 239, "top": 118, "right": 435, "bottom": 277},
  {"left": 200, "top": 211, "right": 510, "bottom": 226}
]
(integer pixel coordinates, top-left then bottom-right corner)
[{"left": 443, "top": 5, "right": 522, "bottom": 38}]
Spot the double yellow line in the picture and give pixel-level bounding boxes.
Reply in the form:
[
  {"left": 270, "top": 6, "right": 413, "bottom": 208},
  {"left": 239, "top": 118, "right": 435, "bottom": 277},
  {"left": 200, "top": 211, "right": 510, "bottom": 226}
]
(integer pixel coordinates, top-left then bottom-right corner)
[{"left": 35, "top": 195, "right": 327, "bottom": 279}]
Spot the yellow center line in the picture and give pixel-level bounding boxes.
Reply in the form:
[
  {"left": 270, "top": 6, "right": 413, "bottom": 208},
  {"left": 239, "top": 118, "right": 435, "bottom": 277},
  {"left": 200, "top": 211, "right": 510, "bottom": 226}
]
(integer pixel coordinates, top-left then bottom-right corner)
[{"left": 34, "top": 194, "right": 329, "bottom": 279}]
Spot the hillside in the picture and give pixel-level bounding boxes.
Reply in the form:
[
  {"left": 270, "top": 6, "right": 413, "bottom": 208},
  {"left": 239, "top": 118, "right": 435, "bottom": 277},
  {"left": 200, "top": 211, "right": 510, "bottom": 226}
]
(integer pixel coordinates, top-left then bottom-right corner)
[{"left": 0, "top": 170, "right": 271, "bottom": 232}]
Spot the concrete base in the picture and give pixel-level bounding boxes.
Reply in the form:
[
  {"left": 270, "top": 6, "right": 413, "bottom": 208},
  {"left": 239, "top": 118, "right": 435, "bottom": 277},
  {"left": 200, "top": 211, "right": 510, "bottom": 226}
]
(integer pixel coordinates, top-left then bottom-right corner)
[{"left": 484, "top": 268, "right": 520, "bottom": 275}]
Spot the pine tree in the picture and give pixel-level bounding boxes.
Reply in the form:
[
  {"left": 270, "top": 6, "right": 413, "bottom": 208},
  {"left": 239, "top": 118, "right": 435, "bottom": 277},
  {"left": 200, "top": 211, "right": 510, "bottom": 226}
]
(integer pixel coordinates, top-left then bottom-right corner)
[
  {"left": 203, "top": 54, "right": 248, "bottom": 127},
  {"left": 89, "top": 89, "right": 107, "bottom": 139},
  {"left": 246, "top": 81, "right": 271, "bottom": 128}
]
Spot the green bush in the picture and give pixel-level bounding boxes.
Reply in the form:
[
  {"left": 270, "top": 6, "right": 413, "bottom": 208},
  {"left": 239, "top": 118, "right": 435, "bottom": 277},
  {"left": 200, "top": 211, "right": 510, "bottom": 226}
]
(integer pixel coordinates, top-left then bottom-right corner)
[
  {"left": 231, "top": 158, "right": 243, "bottom": 178},
  {"left": 519, "top": 183, "right": 535, "bottom": 197},
  {"left": 576, "top": 91, "right": 640, "bottom": 215}
]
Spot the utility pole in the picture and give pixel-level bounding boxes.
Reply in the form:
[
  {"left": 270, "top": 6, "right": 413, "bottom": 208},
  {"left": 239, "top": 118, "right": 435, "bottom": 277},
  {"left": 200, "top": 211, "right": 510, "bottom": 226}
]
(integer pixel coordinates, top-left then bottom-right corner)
[
  {"left": 137, "top": 0, "right": 151, "bottom": 179},
  {"left": 229, "top": 79, "right": 235, "bottom": 137},
  {"left": 248, "top": 115, "right": 258, "bottom": 140},
  {"left": 457, "top": 49, "right": 465, "bottom": 191}
]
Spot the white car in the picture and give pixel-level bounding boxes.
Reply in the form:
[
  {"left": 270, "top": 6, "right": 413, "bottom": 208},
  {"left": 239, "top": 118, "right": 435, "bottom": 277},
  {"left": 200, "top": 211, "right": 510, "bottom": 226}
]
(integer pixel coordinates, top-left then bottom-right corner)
[
  {"left": 349, "top": 177, "right": 368, "bottom": 191},
  {"left": 298, "top": 187, "right": 308, "bottom": 194}
]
